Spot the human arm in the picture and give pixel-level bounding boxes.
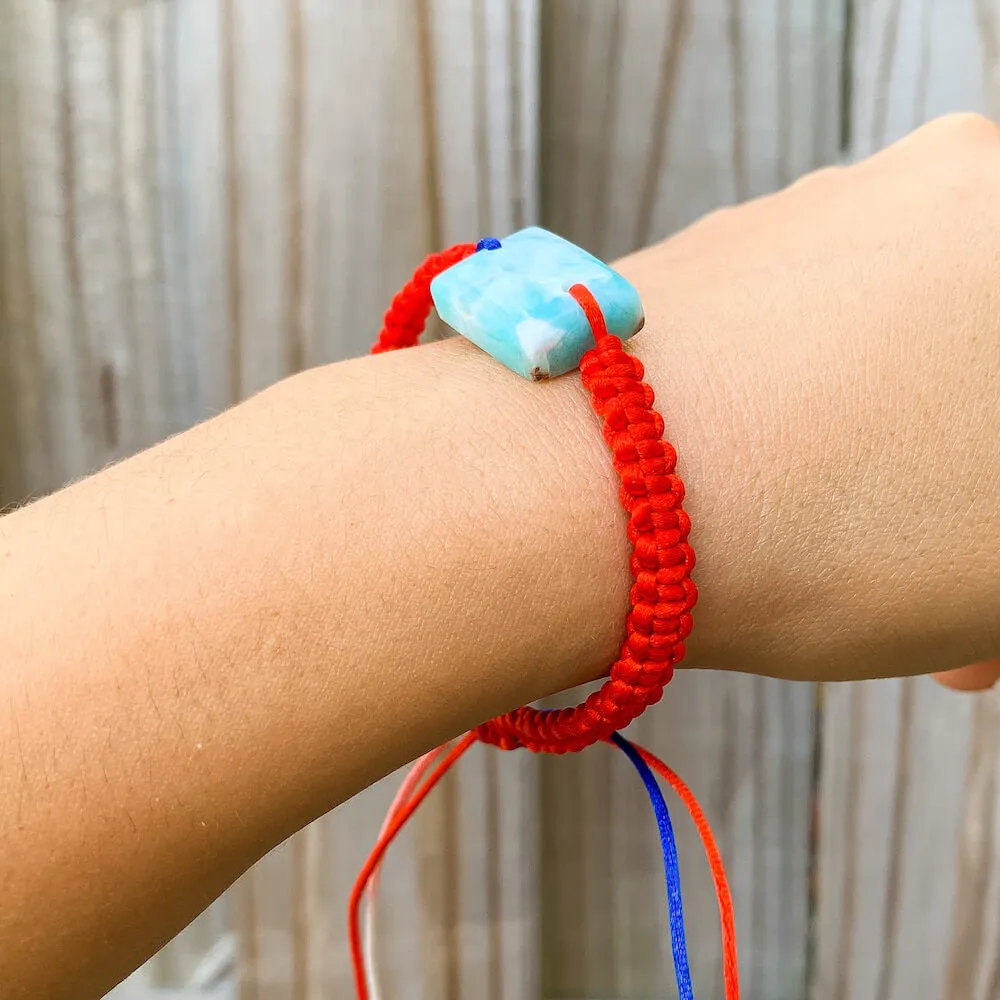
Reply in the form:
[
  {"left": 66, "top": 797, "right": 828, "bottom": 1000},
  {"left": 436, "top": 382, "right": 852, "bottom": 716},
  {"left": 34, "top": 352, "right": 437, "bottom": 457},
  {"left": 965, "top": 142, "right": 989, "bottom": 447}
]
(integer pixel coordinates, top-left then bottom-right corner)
[{"left": 3, "top": 113, "right": 1000, "bottom": 998}]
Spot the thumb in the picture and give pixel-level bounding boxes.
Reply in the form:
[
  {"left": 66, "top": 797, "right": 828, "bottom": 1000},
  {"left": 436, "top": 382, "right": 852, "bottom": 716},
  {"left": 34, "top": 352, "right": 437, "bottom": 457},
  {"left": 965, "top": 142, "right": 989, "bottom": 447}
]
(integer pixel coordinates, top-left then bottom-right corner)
[{"left": 933, "top": 659, "right": 1000, "bottom": 692}]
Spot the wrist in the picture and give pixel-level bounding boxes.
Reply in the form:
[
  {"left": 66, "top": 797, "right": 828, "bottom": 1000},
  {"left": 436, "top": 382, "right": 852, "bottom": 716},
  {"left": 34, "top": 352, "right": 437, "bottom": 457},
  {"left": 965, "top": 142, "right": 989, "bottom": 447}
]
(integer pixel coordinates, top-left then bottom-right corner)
[
  {"left": 617, "top": 213, "right": 1000, "bottom": 682},
  {"left": 614, "top": 241, "right": 749, "bottom": 674}
]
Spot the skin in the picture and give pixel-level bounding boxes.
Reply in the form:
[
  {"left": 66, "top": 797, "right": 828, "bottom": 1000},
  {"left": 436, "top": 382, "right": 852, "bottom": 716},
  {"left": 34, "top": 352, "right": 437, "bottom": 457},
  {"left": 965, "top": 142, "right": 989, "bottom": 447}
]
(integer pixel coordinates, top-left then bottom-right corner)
[{"left": 1, "top": 113, "right": 1000, "bottom": 998}]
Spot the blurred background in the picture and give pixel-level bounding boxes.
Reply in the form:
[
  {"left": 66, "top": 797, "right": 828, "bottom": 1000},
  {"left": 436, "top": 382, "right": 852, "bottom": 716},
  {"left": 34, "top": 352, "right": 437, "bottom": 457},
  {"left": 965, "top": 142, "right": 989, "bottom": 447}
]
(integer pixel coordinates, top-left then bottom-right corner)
[{"left": 2, "top": 1, "right": 999, "bottom": 998}]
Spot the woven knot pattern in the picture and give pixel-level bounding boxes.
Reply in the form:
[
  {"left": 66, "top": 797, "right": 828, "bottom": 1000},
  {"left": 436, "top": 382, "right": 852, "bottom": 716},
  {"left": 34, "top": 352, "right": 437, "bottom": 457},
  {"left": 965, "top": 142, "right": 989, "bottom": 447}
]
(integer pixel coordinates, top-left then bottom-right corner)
[
  {"left": 372, "top": 254, "right": 695, "bottom": 755},
  {"left": 371, "top": 243, "right": 477, "bottom": 353}
]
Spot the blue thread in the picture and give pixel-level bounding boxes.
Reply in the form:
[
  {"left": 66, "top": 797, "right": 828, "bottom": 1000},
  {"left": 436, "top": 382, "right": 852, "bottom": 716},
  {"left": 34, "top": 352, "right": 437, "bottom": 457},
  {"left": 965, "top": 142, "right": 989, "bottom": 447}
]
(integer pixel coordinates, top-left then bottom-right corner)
[
  {"left": 475, "top": 236, "right": 502, "bottom": 252},
  {"left": 610, "top": 732, "right": 694, "bottom": 1000}
]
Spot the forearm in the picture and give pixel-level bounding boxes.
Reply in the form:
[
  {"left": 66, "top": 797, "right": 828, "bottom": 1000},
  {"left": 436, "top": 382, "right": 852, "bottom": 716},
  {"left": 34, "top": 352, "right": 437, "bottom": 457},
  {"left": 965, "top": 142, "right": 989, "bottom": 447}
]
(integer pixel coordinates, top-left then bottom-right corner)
[{"left": 0, "top": 318, "right": 646, "bottom": 997}]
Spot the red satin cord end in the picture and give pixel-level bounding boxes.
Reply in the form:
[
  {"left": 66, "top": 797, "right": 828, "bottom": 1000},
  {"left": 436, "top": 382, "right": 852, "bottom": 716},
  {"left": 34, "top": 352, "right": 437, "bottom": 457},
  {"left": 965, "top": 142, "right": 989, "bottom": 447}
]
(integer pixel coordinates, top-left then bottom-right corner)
[
  {"left": 637, "top": 743, "right": 740, "bottom": 1000},
  {"left": 348, "top": 734, "right": 476, "bottom": 1000},
  {"left": 350, "top": 737, "right": 740, "bottom": 1000}
]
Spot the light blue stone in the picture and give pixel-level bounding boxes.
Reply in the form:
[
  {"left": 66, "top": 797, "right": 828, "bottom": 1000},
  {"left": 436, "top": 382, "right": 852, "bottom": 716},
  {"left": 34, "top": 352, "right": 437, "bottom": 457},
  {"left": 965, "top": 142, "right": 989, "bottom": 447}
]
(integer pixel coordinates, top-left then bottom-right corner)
[{"left": 429, "top": 226, "right": 644, "bottom": 380}]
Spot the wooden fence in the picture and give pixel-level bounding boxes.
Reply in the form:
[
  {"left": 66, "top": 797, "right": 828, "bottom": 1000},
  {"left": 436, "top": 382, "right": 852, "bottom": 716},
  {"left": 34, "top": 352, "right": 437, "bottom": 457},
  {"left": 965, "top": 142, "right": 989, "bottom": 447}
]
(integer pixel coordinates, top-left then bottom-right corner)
[{"left": 1, "top": 1, "right": 1000, "bottom": 998}]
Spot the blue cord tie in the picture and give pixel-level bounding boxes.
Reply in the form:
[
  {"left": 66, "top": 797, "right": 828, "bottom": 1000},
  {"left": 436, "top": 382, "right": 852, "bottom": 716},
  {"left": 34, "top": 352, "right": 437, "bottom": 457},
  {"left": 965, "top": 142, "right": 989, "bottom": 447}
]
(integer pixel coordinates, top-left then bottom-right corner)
[{"left": 610, "top": 732, "right": 694, "bottom": 1000}]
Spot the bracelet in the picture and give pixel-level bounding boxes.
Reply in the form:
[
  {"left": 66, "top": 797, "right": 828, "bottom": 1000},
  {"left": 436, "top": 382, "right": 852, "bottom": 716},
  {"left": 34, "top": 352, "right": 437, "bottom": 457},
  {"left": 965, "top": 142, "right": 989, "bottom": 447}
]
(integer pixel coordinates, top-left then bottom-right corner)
[
  {"left": 371, "top": 228, "right": 696, "bottom": 753},
  {"left": 355, "top": 228, "right": 737, "bottom": 1000}
]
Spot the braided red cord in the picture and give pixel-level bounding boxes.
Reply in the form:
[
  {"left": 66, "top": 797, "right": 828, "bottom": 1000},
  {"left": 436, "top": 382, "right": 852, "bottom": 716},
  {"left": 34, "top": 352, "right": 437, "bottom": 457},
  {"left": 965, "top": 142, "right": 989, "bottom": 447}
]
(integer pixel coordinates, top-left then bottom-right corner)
[
  {"left": 371, "top": 243, "right": 477, "bottom": 353},
  {"left": 476, "top": 284, "right": 695, "bottom": 752},
  {"left": 370, "top": 249, "right": 696, "bottom": 754}
]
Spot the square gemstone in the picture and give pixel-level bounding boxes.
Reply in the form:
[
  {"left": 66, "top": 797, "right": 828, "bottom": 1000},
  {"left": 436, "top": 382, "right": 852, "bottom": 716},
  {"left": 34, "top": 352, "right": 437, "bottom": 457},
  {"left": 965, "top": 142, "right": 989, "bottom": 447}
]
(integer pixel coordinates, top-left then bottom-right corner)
[{"left": 430, "top": 226, "right": 644, "bottom": 380}]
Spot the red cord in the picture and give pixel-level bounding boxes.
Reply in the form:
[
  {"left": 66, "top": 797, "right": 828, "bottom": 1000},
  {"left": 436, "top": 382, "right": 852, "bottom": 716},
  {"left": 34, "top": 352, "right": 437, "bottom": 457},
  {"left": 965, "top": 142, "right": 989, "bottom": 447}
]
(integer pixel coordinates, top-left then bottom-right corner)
[
  {"left": 371, "top": 253, "right": 696, "bottom": 754},
  {"left": 362, "top": 744, "right": 452, "bottom": 998},
  {"left": 353, "top": 247, "right": 731, "bottom": 998},
  {"left": 348, "top": 734, "right": 476, "bottom": 1000},
  {"left": 636, "top": 743, "right": 740, "bottom": 1000},
  {"left": 353, "top": 737, "right": 740, "bottom": 1000},
  {"left": 371, "top": 243, "right": 477, "bottom": 353}
]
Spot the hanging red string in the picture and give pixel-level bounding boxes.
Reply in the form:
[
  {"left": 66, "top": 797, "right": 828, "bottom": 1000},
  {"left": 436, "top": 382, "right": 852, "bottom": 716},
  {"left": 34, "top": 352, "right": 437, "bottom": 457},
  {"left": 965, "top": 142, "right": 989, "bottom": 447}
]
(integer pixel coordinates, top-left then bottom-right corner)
[
  {"left": 348, "top": 734, "right": 477, "bottom": 1000},
  {"left": 636, "top": 743, "right": 740, "bottom": 1000},
  {"left": 362, "top": 744, "right": 453, "bottom": 1000},
  {"left": 350, "top": 736, "right": 740, "bottom": 1000}
]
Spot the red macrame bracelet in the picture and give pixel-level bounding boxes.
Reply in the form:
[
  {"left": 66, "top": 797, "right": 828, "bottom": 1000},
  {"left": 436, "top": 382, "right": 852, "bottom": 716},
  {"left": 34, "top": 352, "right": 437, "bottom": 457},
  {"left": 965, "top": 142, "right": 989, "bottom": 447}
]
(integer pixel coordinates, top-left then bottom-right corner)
[{"left": 371, "top": 244, "right": 697, "bottom": 754}]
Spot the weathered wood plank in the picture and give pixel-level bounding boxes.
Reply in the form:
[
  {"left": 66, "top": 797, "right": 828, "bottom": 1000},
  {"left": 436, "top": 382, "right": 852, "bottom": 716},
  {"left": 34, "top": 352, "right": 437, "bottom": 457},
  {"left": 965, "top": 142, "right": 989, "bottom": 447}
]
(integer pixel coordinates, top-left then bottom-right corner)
[
  {"left": 538, "top": 2, "right": 842, "bottom": 996},
  {"left": 849, "top": 0, "right": 995, "bottom": 155},
  {"left": 293, "top": 4, "right": 540, "bottom": 995},
  {"left": 813, "top": 678, "right": 982, "bottom": 1000},
  {"left": 1, "top": 0, "right": 90, "bottom": 493},
  {"left": 541, "top": 0, "right": 844, "bottom": 260}
]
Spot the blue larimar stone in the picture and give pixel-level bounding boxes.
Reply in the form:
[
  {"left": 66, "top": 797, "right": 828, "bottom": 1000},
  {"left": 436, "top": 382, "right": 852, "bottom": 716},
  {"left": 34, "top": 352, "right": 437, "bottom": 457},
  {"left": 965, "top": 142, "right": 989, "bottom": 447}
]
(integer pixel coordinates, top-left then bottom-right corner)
[{"left": 429, "top": 226, "right": 644, "bottom": 380}]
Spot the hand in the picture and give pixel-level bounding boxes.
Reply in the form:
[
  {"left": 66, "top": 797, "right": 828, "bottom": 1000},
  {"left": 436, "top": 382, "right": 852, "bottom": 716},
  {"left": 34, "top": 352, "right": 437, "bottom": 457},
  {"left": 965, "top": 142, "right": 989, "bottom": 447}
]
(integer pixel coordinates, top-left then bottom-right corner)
[{"left": 620, "top": 112, "right": 1000, "bottom": 683}]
